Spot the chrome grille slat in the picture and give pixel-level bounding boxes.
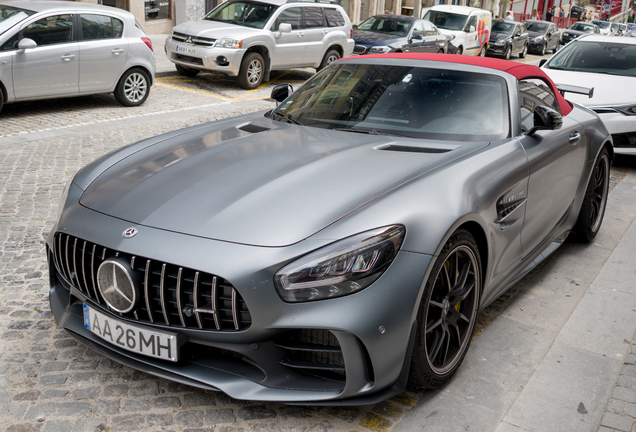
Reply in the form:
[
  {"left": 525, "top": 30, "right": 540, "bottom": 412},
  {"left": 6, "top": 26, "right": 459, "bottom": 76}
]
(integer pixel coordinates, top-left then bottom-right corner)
[
  {"left": 53, "top": 233, "right": 250, "bottom": 332},
  {"left": 160, "top": 263, "right": 169, "bottom": 325},
  {"left": 144, "top": 259, "right": 154, "bottom": 323},
  {"left": 193, "top": 272, "right": 203, "bottom": 329}
]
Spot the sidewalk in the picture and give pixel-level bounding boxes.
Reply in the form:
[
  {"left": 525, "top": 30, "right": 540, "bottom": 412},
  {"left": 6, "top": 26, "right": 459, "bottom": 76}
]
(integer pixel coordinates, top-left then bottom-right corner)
[{"left": 394, "top": 167, "right": 636, "bottom": 432}]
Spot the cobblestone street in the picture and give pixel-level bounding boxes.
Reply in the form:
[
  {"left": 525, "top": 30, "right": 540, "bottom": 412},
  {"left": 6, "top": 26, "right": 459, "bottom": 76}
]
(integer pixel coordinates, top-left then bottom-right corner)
[{"left": 1, "top": 71, "right": 636, "bottom": 432}]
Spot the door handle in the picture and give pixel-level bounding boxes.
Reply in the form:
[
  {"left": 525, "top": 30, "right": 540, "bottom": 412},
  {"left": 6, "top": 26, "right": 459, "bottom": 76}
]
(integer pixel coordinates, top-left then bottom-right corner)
[
  {"left": 297, "top": 32, "right": 304, "bottom": 37},
  {"left": 569, "top": 131, "right": 581, "bottom": 145},
  {"left": 112, "top": 48, "right": 125, "bottom": 54},
  {"left": 61, "top": 54, "right": 76, "bottom": 61},
  {"left": 322, "top": 30, "right": 328, "bottom": 35}
]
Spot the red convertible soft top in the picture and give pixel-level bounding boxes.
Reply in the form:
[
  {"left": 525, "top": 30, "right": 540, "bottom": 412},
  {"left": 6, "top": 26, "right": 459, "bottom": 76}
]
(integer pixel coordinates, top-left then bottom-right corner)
[{"left": 347, "top": 53, "right": 573, "bottom": 116}]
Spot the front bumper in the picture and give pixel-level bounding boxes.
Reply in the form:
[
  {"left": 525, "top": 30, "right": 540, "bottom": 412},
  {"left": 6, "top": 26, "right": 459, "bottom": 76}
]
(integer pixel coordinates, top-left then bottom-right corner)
[
  {"left": 592, "top": 110, "right": 636, "bottom": 155},
  {"left": 486, "top": 44, "right": 509, "bottom": 56},
  {"left": 47, "top": 201, "right": 431, "bottom": 404},
  {"left": 528, "top": 40, "right": 545, "bottom": 51},
  {"left": 165, "top": 37, "right": 245, "bottom": 77}
]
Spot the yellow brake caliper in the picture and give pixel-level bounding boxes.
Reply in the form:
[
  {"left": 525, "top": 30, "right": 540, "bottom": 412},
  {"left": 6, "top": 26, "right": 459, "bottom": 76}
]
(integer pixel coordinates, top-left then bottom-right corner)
[{"left": 445, "top": 260, "right": 462, "bottom": 313}]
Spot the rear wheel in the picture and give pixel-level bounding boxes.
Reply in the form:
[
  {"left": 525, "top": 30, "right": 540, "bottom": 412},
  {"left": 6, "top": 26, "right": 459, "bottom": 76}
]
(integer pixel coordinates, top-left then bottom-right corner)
[
  {"left": 0, "top": 86, "right": 4, "bottom": 113},
  {"left": 409, "top": 229, "right": 482, "bottom": 389},
  {"left": 318, "top": 49, "right": 340, "bottom": 71},
  {"left": 114, "top": 68, "right": 150, "bottom": 107},
  {"left": 237, "top": 52, "right": 264, "bottom": 90},
  {"left": 176, "top": 64, "right": 200, "bottom": 77},
  {"left": 571, "top": 148, "right": 610, "bottom": 242}
]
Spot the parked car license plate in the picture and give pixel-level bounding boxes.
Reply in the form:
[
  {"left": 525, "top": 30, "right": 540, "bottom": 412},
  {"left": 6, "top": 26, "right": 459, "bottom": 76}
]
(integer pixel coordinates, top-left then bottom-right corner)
[
  {"left": 83, "top": 304, "right": 179, "bottom": 362},
  {"left": 176, "top": 45, "right": 197, "bottom": 55}
]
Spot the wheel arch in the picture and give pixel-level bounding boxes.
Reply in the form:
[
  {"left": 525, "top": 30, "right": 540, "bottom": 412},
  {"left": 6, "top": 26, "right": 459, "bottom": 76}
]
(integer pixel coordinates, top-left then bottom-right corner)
[
  {"left": 327, "top": 44, "right": 343, "bottom": 57},
  {"left": 119, "top": 65, "right": 154, "bottom": 86},
  {"left": 0, "top": 80, "right": 7, "bottom": 103},
  {"left": 244, "top": 45, "right": 270, "bottom": 79}
]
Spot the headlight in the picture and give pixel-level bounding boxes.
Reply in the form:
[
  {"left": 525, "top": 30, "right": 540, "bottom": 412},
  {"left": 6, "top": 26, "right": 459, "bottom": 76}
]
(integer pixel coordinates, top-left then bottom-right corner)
[
  {"left": 274, "top": 225, "right": 405, "bottom": 302},
  {"left": 215, "top": 37, "right": 243, "bottom": 49},
  {"left": 368, "top": 46, "right": 392, "bottom": 53},
  {"left": 614, "top": 104, "right": 636, "bottom": 115},
  {"left": 495, "top": 39, "right": 508, "bottom": 46},
  {"left": 533, "top": 36, "right": 544, "bottom": 42},
  {"left": 446, "top": 34, "right": 456, "bottom": 41}
]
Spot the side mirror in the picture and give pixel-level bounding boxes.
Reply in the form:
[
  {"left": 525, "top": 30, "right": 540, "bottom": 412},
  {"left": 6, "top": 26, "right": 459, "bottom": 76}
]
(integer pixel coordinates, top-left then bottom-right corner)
[
  {"left": 271, "top": 83, "right": 293, "bottom": 104},
  {"left": 411, "top": 33, "right": 423, "bottom": 41},
  {"left": 467, "top": 25, "right": 475, "bottom": 33},
  {"left": 352, "top": 24, "right": 358, "bottom": 29},
  {"left": 539, "top": 58, "right": 548, "bottom": 67},
  {"left": 527, "top": 106, "right": 562, "bottom": 136},
  {"left": 278, "top": 23, "right": 292, "bottom": 33},
  {"left": 17, "top": 38, "right": 37, "bottom": 54}
]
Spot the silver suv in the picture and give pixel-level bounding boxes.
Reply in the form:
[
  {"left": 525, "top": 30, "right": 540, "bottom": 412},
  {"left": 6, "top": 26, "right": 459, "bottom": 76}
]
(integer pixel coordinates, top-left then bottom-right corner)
[
  {"left": 0, "top": 1, "right": 156, "bottom": 113},
  {"left": 165, "top": 0, "right": 354, "bottom": 89}
]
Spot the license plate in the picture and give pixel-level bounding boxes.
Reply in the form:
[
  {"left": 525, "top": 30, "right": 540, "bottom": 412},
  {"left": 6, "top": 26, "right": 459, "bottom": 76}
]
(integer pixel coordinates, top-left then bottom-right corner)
[
  {"left": 176, "top": 45, "right": 197, "bottom": 55},
  {"left": 83, "top": 304, "right": 179, "bottom": 362}
]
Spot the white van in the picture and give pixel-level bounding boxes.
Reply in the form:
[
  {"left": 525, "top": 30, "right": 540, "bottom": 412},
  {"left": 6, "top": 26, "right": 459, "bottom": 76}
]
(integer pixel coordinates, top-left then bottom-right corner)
[{"left": 423, "top": 5, "right": 491, "bottom": 56}]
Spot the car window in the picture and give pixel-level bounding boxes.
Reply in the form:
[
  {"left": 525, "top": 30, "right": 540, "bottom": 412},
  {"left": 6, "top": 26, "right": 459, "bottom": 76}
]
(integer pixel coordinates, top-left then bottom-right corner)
[
  {"left": 0, "top": 5, "right": 36, "bottom": 36},
  {"left": 0, "top": 32, "right": 19, "bottom": 51},
  {"left": 81, "top": 14, "right": 124, "bottom": 40},
  {"left": 526, "top": 22, "right": 548, "bottom": 32},
  {"left": 546, "top": 40, "right": 636, "bottom": 77},
  {"left": 423, "top": 20, "right": 437, "bottom": 36},
  {"left": 206, "top": 1, "right": 278, "bottom": 29},
  {"left": 357, "top": 17, "right": 411, "bottom": 36},
  {"left": 274, "top": 7, "right": 301, "bottom": 30},
  {"left": 412, "top": 21, "right": 425, "bottom": 37},
  {"left": 424, "top": 10, "right": 468, "bottom": 31},
  {"left": 272, "top": 64, "right": 510, "bottom": 142},
  {"left": 324, "top": 8, "right": 345, "bottom": 27},
  {"left": 303, "top": 7, "right": 325, "bottom": 28},
  {"left": 492, "top": 20, "right": 515, "bottom": 34},
  {"left": 519, "top": 78, "right": 560, "bottom": 132},
  {"left": 465, "top": 15, "right": 476, "bottom": 31},
  {"left": 22, "top": 14, "right": 73, "bottom": 46}
]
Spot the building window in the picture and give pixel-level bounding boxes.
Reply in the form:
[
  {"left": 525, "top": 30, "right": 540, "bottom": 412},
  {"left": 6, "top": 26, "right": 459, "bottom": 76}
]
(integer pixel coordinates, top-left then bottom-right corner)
[
  {"left": 102, "top": 0, "right": 127, "bottom": 10},
  {"left": 145, "top": 0, "right": 171, "bottom": 21}
]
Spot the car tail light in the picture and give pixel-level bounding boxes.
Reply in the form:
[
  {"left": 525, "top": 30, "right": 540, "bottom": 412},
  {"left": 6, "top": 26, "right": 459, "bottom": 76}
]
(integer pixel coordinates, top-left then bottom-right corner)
[
  {"left": 350, "top": 28, "right": 353, "bottom": 39},
  {"left": 141, "top": 37, "right": 153, "bottom": 52}
]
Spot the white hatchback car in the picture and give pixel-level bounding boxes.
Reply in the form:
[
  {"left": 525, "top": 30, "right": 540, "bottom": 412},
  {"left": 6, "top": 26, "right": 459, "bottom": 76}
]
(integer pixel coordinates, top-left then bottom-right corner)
[
  {"left": 0, "top": 1, "right": 156, "bottom": 113},
  {"left": 542, "top": 35, "right": 636, "bottom": 155},
  {"left": 165, "top": 0, "right": 354, "bottom": 89}
]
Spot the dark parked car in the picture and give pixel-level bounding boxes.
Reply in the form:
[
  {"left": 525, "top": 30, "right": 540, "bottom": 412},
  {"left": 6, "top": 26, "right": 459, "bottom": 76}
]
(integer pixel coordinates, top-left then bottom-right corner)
[
  {"left": 49, "top": 53, "right": 612, "bottom": 404},
  {"left": 569, "top": 5, "right": 584, "bottom": 18},
  {"left": 353, "top": 15, "right": 447, "bottom": 54},
  {"left": 486, "top": 20, "right": 528, "bottom": 59},
  {"left": 524, "top": 19, "right": 560, "bottom": 55},
  {"left": 561, "top": 22, "right": 600, "bottom": 44}
]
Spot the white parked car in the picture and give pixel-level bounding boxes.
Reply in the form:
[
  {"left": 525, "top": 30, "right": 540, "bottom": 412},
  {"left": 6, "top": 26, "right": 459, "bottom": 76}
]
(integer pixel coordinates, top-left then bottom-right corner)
[
  {"left": 423, "top": 5, "right": 491, "bottom": 56},
  {"left": 165, "top": 0, "right": 354, "bottom": 89},
  {"left": 542, "top": 35, "right": 636, "bottom": 155},
  {"left": 0, "top": 1, "right": 156, "bottom": 113}
]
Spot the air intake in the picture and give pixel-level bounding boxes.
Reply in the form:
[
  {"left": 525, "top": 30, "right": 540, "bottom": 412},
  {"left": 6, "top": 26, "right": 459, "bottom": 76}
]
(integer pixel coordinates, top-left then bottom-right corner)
[
  {"left": 380, "top": 144, "right": 452, "bottom": 154},
  {"left": 239, "top": 124, "right": 270, "bottom": 134}
]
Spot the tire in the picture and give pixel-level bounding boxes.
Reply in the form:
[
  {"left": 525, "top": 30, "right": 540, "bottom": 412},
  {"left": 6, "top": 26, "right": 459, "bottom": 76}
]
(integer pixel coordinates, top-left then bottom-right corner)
[
  {"left": 504, "top": 46, "right": 511, "bottom": 60},
  {"left": 0, "top": 86, "right": 4, "bottom": 113},
  {"left": 519, "top": 44, "right": 528, "bottom": 58},
  {"left": 176, "top": 64, "right": 200, "bottom": 77},
  {"left": 479, "top": 45, "right": 486, "bottom": 57},
  {"left": 456, "top": 46, "right": 463, "bottom": 55},
  {"left": 318, "top": 49, "right": 340, "bottom": 71},
  {"left": 237, "top": 52, "right": 264, "bottom": 90},
  {"left": 540, "top": 43, "right": 546, "bottom": 56},
  {"left": 571, "top": 148, "right": 610, "bottom": 242},
  {"left": 409, "top": 229, "right": 482, "bottom": 389},
  {"left": 114, "top": 68, "right": 150, "bottom": 107}
]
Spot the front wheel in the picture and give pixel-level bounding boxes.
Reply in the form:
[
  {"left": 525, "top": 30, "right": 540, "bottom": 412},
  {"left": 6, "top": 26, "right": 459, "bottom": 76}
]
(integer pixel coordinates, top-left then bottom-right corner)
[
  {"left": 479, "top": 44, "right": 486, "bottom": 57},
  {"left": 504, "top": 46, "right": 511, "bottom": 60},
  {"left": 237, "top": 52, "right": 264, "bottom": 90},
  {"left": 114, "top": 68, "right": 150, "bottom": 107},
  {"left": 540, "top": 43, "right": 546, "bottom": 56},
  {"left": 409, "top": 229, "right": 482, "bottom": 389},
  {"left": 571, "top": 148, "right": 610, "bottom": 242},
  {"left": 318, "top": 49, "right": 340, "bottom": 71},
  {"left": 456, "top": 46, "right": 463, "bottom": 55},
  {"left": 519, "top": 44, "right": 528, "bottom": 58}
]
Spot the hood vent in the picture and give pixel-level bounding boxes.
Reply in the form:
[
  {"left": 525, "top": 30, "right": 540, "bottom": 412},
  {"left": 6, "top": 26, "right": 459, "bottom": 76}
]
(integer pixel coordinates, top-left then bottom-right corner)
[
  {"left": 379, "top": 144, "right": 452, "bottom": 154},
  {"left": 239, "top": 124, "right": 270, "bottom": 134}
]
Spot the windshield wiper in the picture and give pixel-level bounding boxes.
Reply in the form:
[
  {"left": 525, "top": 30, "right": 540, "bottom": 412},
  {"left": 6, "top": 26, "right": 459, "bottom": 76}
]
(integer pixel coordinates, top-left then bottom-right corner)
[
  {"left": 273, "top": 110, "right": 303, "bottom": 125},
  {"left": 334, "top": 127, "right": 411, "bottom": 138}
]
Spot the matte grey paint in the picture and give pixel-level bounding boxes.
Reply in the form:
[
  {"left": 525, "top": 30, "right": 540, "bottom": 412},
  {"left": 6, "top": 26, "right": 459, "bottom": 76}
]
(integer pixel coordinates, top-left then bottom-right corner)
[{"left": 49, "top": 57, "right": 612, "bottom": 403}]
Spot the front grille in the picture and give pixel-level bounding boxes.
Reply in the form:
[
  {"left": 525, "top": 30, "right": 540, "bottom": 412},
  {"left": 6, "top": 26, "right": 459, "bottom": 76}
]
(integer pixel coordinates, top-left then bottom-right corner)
[
  {"left": 612, "top": 133, "right": 636, "bottom": 148},
  {"left": 54, "top": 233, "right": 251, "bottom": 332},
  {"left": 277, "top": 329, "right": 346, "bottom": 382},
  {"left": 176, "top": 54, "right": 204, "bottom": 65},
  {"left": 172, "top": 31, "right": 216, "bottom": 47}
]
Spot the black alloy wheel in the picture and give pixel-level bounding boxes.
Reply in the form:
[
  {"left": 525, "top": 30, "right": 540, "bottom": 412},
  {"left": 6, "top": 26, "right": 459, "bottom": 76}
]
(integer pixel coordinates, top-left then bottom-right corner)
[
  {"left": 571, "top": 148, "right": 610, "bottom": 242},
  {"left": 409, "top": 229, "right": 482, "bottom": 389}
]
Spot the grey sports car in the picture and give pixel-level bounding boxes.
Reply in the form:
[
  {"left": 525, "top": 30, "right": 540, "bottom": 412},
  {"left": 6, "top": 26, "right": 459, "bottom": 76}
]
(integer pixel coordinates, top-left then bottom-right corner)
[{"left": 48, "top": 54, "right": 612, "bottom": 405}]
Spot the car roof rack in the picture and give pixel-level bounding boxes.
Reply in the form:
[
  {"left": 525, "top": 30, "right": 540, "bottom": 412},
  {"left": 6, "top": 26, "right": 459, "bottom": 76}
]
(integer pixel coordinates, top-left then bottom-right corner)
[{"left": 286, "top": 0, "right": 338, "bottom": 4}]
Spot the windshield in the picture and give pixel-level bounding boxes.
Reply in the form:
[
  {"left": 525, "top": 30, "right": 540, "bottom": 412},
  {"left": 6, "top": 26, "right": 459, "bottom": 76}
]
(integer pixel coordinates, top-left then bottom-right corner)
[
  {"left": 0, "top": 6, "right": 35, "bottom": 36},
  {"left": 357, "top": 17, "right": 411, "bottom": 36},
  {"left": 424, "top": 11, "right": 468, "bottom": 31},
  {"left": 546, "top": 40, "right": 636, "bottom": 77},
  {"left": 570, "top": 23, "right": 594, "bottom": 32},
  {"left": 205, "top": 0, "right": 278, "bottom": 29},
  {"left": 269, "top": 63, "right": 509, "bottom": 142},
  {"left": 492, "top": 21, "right": 515, "bottom": 34},
  {"left": 526, "top": 22, "right": 548, "bottom": 32},
  {"left": 592, "top": 20, "right": 610, "bottom": 29}
]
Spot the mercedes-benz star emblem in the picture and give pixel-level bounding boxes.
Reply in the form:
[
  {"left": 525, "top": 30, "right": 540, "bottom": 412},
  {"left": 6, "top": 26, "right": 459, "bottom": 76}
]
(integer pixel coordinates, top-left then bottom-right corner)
[
  {"left": 123, "top": 227, "right": 138, "bottom": 239},
  {"left": 96, "top": 258, "right": 139, "bottom": 313}
]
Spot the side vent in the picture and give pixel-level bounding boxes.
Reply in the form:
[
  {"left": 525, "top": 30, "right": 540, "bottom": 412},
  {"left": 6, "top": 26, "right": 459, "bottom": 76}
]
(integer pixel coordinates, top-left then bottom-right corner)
[
  {"left": 379, "top": 145, "right": 452, "bottom": 154},
  {"left": 239, "top": 124, "right": 270, "bottom": 134}
]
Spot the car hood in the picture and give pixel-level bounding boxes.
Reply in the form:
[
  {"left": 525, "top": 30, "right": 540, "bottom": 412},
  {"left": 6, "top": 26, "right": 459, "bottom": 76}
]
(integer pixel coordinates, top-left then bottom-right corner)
[
  {"left": 353, "top": 30, "right": 405, "bottom": 46},
  {"left": 527, "top": 30, "right": 545, "bottom": 38},
  {"left": 79, "top": 117, "right": 484, "bottom": 247},
  {"left": 489, "top": 32, "right": 511, "bottom": 42},
  {"left": 173, "top": 19, "right": 264, "bottom": 38},
  {"left": 542, "top": 68, "right": 636, "bottom": 106},
  {"left": 562, "top": 29, "right": 588, "bottom": 36}
]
